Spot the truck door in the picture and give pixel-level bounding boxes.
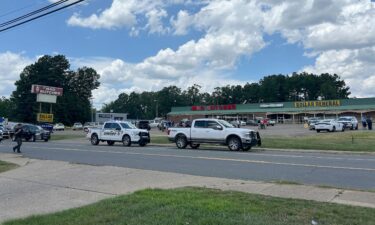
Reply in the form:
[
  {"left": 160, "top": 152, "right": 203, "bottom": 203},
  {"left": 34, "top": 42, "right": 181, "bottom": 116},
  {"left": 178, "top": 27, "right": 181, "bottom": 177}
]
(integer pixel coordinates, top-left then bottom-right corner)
[
  {"left": 111, "top": 122, "right": 123, "bottom": 141},
  {"left": 206, "top": 121, "right": 225, "bottom": 142},
  {"left": 102, "top": 122, "right": 114, "bottom": 140},
  {"left": 191, "top": 120, "right": 207, "bottom": 141}
]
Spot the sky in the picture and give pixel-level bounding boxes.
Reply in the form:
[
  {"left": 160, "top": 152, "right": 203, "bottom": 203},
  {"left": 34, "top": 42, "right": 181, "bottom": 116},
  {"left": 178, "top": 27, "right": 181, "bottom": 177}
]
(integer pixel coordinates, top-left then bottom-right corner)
[{"left": 1, "top": 0, "right": 375, "bottom": 109}]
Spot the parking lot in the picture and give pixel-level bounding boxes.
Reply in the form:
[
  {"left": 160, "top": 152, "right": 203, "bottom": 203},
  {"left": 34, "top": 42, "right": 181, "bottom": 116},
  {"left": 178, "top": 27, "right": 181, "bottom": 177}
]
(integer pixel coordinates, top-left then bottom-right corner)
[{"left": 50, "top": 123, "right": 371, "bottom": 141}]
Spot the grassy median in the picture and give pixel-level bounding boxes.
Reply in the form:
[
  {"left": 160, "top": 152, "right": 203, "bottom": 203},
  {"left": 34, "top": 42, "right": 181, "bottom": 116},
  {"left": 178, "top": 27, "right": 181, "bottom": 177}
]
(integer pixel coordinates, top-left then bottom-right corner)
[
  {"left": 262, "top": 131, "right": 375, "bottom": 152},
  {"left": 4, "top": 187, "right": 375, "bottom": 225},
  {"left": 151, "top": 131, "right": 375, "bottom": 152},
  {"left": 0, "top": 160, "right": 18, "bottom": 173}
]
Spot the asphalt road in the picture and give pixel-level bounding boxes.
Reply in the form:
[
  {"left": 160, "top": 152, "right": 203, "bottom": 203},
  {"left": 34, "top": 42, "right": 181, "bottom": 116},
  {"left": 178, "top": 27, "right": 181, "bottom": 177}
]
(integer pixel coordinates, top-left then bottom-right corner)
[{"left": 1, "top": 139, "right": 375, "bottom": 191}]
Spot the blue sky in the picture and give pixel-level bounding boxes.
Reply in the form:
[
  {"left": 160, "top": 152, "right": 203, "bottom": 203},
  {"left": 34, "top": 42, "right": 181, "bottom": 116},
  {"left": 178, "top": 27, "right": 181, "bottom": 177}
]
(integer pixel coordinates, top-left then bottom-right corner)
[{"left": 1, "top": 0, "right": 375, "bottom": 107}]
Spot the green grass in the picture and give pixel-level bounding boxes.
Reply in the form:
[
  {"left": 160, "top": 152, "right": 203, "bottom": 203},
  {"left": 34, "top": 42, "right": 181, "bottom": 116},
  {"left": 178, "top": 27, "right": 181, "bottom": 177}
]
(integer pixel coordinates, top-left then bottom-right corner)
[
  {"left": 150, "top": 131, "right": 375, "bottom": 152},
  {"left": 150, "top": 135, "right": 170, "bottom": 144},
  {"left": 0, "top": 160, "right": 18, "bottom": 173},
  {"left": 50, "top": 134, "right": 85, "bottom": 141},
  {"left": 263, "top": 131, "right": 375, "bottom": 152},
  {"left": 4, "top": 188, "right": 375, "bottom": 225}
]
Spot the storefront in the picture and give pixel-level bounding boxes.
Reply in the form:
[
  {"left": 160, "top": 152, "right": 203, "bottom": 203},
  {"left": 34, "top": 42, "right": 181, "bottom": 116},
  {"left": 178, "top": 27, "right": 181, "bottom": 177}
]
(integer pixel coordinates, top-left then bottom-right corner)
[{"left": 167, "top": 98, "right": 375, "bottom": 124}]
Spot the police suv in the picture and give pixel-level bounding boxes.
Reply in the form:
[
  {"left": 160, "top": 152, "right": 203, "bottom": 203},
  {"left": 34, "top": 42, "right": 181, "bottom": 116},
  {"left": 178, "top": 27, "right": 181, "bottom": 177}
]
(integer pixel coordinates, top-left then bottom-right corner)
[{"left": 87, "top": 121, "right": 150, "bottom": 146}]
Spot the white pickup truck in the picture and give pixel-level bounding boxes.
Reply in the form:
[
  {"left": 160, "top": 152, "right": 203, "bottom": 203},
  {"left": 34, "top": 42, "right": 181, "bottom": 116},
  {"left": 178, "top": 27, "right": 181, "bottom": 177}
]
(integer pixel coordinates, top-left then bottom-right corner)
[
  {"left": 87, "top": 121, "right": 150, "bottom": 146},
  {"left": 168, "top": 119, "right": 261, "bottom": 151}
]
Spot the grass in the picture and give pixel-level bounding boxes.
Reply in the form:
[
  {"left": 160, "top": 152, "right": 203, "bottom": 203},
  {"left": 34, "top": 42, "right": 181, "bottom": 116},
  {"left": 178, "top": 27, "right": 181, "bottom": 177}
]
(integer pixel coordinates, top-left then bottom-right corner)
[
  {"left": 0, "top": 160, "right": 18, "bottom": 173},
  {"left": 4, "top": 187, "right": 375, "bottom": 225},
  {"left": 150, "top": 135, "right": 171, "bottom": 144},
  {"left": 150, "top": 131, "right": 375, "bottom": 152},
  {"left": 50, "top": 134, "right": 85, "bottom": 141},
  {"left": 262, "top": 131, "right": 375, "bottom": 152}
]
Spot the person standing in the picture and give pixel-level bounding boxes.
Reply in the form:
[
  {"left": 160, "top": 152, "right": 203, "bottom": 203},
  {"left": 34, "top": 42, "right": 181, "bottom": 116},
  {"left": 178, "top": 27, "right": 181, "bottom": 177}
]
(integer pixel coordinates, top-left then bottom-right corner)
[
  {"left": 362, "top": 116, "right": 367, "bottom": 129},
  {"left": 13, "top": 124, "right": 23, "bottom": 153},
  {"left": 366, "top": 117, "right": 373, "bottom": 130}
]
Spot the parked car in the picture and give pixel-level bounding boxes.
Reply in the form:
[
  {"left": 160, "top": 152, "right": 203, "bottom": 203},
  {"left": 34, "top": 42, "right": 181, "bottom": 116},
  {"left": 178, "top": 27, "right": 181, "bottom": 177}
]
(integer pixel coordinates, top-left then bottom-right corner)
[
  {"left": 0, "top": 128, "right": 3, "bottom": 142},
  {"left": 268, "top": 119, "right": 276, "bottom": 126},
  {"left": 17, "top": 124, "right": 51, "bottom": 142},
  {"left": 0, "top": 125, "right": 12, "bottom": 139},
  {"left": 137, "top": 120, "right": 151, "bottom": 131},
  {"left": 168, "top": 118, "right": 261, "bottom": 151},
  {"left": 337, "top": 116, "right": 358, "bottom": 130},
  {"left": 307, "top": 117, "right": 322, "bottom": 130},
  {"left": 53, "top": 123, "right": 65, "bottom": 131},
  {"left": 38, "top": 123, "right": 54, "bottom": 133},
  {"left": 315, "top": 119, "right": 344, "bottom": 132},
  {"left": 87, "top": 121, "right": 150, "bottom": 146},
  {"left": 72, "top": 122, "right": 83, "bottom": 130},
  {"left": 246, "top": 119, "right": 259, "bottom": 126}
]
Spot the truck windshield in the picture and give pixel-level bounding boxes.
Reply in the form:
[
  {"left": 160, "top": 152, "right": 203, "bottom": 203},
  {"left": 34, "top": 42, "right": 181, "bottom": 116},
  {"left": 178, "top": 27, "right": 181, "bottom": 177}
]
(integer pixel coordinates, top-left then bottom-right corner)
[
  {"left": 120, "top": 122, "right": 137, "bottom": 129},
  {"left": 219, "top": 120, "right": 235, "bottom": 128}
]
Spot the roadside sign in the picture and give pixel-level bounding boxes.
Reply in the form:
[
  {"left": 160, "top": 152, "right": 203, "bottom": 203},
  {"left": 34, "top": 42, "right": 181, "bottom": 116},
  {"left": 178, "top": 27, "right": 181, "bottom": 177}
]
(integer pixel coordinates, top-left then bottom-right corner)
[
  {"left": 37, "top": 113, "right": 54, "bottom": 123},
  {"left": 31, "top": 85, "right": 63, "bottom": 96}
]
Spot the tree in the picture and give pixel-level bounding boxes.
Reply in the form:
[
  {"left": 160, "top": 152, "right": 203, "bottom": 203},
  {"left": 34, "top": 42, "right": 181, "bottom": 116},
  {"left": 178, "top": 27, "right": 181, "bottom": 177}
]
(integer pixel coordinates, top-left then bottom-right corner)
[
  {"left": 0, "top": 97, "right": 15, "bottom": 119},
  {"left": 11, "top": 55, "right": 100, "bottom": 125}
]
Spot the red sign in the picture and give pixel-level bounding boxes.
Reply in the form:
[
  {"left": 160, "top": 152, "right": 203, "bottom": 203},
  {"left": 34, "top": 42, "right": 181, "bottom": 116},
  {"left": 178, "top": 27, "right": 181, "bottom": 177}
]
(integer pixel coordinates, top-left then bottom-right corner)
[
  {"left": 191, "top": 104, "right": 236, "bottom": 111},
  {"left": 31, "top": 85, "right": 63, "bottom": 96}
]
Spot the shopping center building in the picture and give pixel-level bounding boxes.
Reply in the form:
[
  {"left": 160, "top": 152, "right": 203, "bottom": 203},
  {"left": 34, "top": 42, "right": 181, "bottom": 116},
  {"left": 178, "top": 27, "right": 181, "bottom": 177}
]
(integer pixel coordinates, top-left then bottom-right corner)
[{"left": 167, "top": 98, "right": 375, "bottom": 123}]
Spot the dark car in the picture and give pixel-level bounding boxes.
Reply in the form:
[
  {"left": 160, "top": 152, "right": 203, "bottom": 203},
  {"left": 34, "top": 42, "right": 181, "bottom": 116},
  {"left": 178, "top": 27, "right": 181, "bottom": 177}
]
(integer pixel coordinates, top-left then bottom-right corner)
[
  {"left": 137, "top": 120, "right": 151, "bottom": 131},
  {"left": 18, "top": 124, "right": 51, "bottom": 142},
  {"left": 38, "top": 123, "right": 54, "bottom": 133}
]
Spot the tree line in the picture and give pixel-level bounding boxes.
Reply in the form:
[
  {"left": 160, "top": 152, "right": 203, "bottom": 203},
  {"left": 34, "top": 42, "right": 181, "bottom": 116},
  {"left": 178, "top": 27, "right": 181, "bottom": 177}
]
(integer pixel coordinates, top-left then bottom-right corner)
[
  {"left": 102, "top": 72, "right": 350, "bottom": 119},
  {"left": 0, "top": 55, "right": 100, "bottom": 125},
  {"left": 0, "top": 54, "right": 350, "bottom": 123}
]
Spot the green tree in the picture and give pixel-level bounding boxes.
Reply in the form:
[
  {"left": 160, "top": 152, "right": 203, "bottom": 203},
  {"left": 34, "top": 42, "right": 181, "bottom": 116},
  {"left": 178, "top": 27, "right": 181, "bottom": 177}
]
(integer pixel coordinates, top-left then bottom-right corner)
[{"left": 11, "top": 55, "right": 100, "bottom": 125}]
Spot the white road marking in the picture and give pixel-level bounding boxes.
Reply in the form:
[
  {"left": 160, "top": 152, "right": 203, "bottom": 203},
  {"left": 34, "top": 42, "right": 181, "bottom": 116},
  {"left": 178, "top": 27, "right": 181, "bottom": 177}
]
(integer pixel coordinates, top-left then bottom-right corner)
[{"left": 29, "top": 146, "right": 375, "bottom": 172}]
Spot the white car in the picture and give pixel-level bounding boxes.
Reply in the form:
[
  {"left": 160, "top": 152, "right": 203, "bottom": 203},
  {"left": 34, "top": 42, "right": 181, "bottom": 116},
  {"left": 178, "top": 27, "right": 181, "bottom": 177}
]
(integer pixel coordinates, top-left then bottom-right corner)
[
  {"left": 337, "top": 116, "right": 358, "bottom": 130},
  {"left": 87, "top": 121, "right": 150, "bottom": 146},
  {"left": 315, "top": 119, "right": 344, "bottom": 132},
  {"left": 72, "top": 122, "right": 83, "bottom": 130},
  {"left": 53, "top": 123, "right": 65, "bottom": 131}
]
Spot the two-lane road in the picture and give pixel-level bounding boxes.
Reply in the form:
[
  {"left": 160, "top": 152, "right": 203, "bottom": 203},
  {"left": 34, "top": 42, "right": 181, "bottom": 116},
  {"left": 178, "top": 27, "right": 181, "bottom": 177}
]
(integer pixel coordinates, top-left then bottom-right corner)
[{"left": 1, "top": 139, "right": 374, "bottom": 190}]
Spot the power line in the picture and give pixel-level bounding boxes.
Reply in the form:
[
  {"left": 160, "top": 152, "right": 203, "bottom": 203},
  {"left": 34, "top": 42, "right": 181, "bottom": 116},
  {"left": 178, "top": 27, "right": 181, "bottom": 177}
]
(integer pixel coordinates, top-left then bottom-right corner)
[
  {"left": 0, "top": 0, "right": 85, "bottom": 33},
  {"left": 0, "top": 0, "right": 69, "bottom": 28}
]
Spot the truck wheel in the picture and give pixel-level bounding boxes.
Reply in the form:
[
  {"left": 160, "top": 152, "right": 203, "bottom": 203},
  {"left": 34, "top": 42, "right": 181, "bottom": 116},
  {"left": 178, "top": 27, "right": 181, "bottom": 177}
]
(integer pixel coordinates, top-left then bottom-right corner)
[
  {"left": 242, "top": 146, "right": 251, "bottom": 151},
  {"left": 107, "top": 141, "right": 115, "bottom": 146},
  {"left": 316, "top": 130, "right": 320, "bottom": 133},
  {"left": 176, "top": 135, "right": 187, "bottom": 149},
  {"left": 44, "top": 139, "right": 49, "bottom": 142},
  {"left": 91, "top": 134, "right": 99, "bottom": 145},
  {"left": 190, "top": 143, "right": 200, "bottom": 149},
  {"left": 228, "top": 137, "right": 241, "bottom": 151},
  {"left": 139, "top": 141, "right": 146, "bottom": 147},
  {"left": 122, "top": 135, "right": 131, "bottom": 146}
]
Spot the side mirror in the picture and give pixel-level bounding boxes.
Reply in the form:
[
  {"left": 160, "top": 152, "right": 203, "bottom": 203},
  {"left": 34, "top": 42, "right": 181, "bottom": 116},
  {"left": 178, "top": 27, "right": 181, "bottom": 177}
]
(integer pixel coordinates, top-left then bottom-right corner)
[{"left": 214, "top": 125, "right": 223, "bottom": 130}]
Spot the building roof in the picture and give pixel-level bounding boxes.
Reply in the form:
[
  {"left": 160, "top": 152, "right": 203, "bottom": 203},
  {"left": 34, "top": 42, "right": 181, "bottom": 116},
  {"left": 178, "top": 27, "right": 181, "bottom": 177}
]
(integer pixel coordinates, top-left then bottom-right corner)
[{"left": 168, "top": 98, "right": 375, "bottom": 116}]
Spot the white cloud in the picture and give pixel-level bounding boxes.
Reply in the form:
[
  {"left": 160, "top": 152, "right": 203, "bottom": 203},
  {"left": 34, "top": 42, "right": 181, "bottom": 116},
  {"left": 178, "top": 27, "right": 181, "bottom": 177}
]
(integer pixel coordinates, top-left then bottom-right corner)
[
  {"left": 0, "top": 52, "right": 33, "bottom": 97},
  {"left": 303, "top": 47, "right": 375, "bottom": 97}
]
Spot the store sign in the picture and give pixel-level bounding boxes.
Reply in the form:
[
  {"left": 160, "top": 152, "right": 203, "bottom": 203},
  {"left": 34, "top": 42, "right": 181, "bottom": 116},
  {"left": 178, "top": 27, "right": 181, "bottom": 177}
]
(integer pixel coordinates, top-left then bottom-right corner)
[
  {"left": 37, "top": 113, "right": 54, "bottom": 123},
  {"left": 31, "top": 85, "right": 63, "bottom": 96},
  {"left": 191, "top": 104, "right": 236, "bottom": 111},
  {"left": 98, "top": 114, "right": 111, "bottom": 118},
  {"left": 36, "top": 93, "right": 57, "bottom": 103},
  {"left": 260, "top": 103, "right": 284, "bottom": 108},
  {"left": 294, "top": 100, "right": 341, "bottom": 108}
]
